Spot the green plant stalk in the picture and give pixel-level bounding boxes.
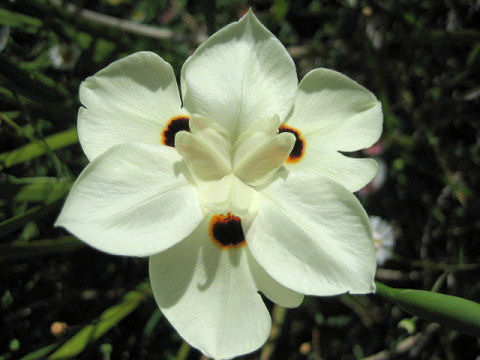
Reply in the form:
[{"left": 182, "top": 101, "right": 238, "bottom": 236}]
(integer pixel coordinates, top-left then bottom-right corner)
[
  {"left": 48, "top": 282, "right": 151, "bottom": 359},
  {"left": 0, "top": 199, "right": 64, "bottom": 238},
  {"left": 375, "top": 281, "right": 480, "bottom": 337},
  {"left": 0, "top": 128, "right": 78, "bottom": 170}
]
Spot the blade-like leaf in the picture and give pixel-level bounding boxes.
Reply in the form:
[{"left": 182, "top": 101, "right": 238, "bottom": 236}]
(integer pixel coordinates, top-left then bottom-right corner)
[
  {"left": 375, "top": 281, "right": 480, "bottom": 337},
  {"left": 0, "top": 8, "right": 42, "bottom": 32},
  {"left": 0, "top": 176, "right": 72, "bottom": 204},
  {"left": 48, "top": 282, "right": 151, "bottom": 359},
  {"left": 0, "top": 236, "right": 83, "bottom": 263},
  {"left": 19, "top": 343, "right": 60, "bottom": 360},
  {"left": 0, "top": 199, "right": 63, "bottom": 237},
  {"left": 0, "top": 128, "right": 78, "bottom": 170}
]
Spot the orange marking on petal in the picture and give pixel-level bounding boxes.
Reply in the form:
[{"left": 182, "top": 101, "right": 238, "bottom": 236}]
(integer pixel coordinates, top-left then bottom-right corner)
[
  {"left": 209, "top": 212, "right": 246, "bottom": 250},
  {"left": 162, "top": 115, "right": 190, "bottom": 147},
  {"left": 278, "top": 124, "right": 305, "bottom": 163}
]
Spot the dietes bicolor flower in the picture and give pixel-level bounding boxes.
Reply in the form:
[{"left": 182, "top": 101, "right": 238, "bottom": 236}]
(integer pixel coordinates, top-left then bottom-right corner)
[{"left": 56, "top": 11, "right": 382, "bottom": 359}]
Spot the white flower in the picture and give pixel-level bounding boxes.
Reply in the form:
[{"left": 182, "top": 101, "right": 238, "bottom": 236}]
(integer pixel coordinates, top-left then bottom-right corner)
[
  {"left": 370, "top": 216, "right": 395, "bottom": 266},
  {"left": 49, "top": 43, "right": 81, "bottom": 70},
  {"left": 56, "top": 11, "right": 382, "bottom": 359}
]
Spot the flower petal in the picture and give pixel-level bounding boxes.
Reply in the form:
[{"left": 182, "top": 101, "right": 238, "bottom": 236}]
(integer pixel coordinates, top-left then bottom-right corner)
[
  {"left": 55, "top": 143, "right": 202, "bottom": 256},
  {"left": 233, "top": 131, "right": 296, "bottom": 186},
  {"left": 247, "top": 248, "right": 304, "bottom": 308},
  {"left": 286, "top": 68, "right": 382, "bottom": 152},
  {"left": 79, "top": 51, "right": 185, "bottom": 160},
  {"left": 247, "top": 171, "right": 376, "bottom": 296},
  {"left": 174, "top": 115, "right": 232, "bottom": 182},
  {"left": 181, "top": 10, "right": 297, "bottom": 137},
  {"left": 287, "top": 149, "right": 378, "bottom": 192},
  {"left": 149, "top": 220, "right": 271, "bottom": 359}
]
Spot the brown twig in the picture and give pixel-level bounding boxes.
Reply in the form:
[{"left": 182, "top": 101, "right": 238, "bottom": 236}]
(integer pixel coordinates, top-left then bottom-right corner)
[
  {"left": 48, "top": 0, "right": 202, "bottom": 44},
  {"left": 362, "top": 323, "right": 440, "bottom": 360}
]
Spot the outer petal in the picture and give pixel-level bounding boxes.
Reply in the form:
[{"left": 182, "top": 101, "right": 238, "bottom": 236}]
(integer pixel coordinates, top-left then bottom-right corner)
[
  {"left": 78, "top": 51, "right": 185, "bottom": 160},
  {"left": 247, "top": 248, "right": 304, "bottom": 308},
  {"left": 286, "top": 68, "right": 382, "bottom": 152},
  {"left": 290, "top": 149, "right": 378, "bottom": 192},
  {"left": 283, "top": 68, "right": 382, "bottom": 191},
  {"left": 247, "top": 171, "right": 376, "bottom": 296},
  {"left": 55, "top": 143, "right": 202, "bottom": 256},
  {"left": 181, "top": 10, "right": 297, "bottom": 137},
  {"left": 149, "top": 220, "right": 271, "bottom": 359}
]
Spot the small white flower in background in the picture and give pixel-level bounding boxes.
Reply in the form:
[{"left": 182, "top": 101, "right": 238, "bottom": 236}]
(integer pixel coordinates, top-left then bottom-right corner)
[
  {"left": 56, "top": 11, "right": 382, "bottom": 359},
  {"left": 49, "top": 43, "right": 81, "bottom": 70},
  {"left": 370, "top": 216, "right": 395, "bottom": 266}
]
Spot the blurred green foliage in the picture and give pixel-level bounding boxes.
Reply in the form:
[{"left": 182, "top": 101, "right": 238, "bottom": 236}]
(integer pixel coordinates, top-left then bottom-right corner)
[{"left": 1, "top": 0, "right": 479, "bottom": 359}]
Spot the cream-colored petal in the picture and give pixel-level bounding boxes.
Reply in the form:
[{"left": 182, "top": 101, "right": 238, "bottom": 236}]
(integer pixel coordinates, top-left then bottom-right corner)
[
  {"left": 56, "top": 143, "right": 202, "bottom": 256},
  {"left": 181, "top": 11, "right": 297, "bottom": 138},
  {"left": 247, "top": 249, "right": 304, "bottom": 308},
  {"left": 286, "top": 68, "right": 382, "bottom": 153},
  {"left": 79, "top": 52, "right": 185, "bottom": 160},
  {"left": 150, "top": 220, "right": 271, "bottom": 359},
  {"left": 285, "top": 148, "right": 378, "bottom": 192},
  {"left": 234, "top": 132, "right": 295, "bottom": 185},
  {"left": 247, "top": 171, "right": 377, "bottom": 296}
]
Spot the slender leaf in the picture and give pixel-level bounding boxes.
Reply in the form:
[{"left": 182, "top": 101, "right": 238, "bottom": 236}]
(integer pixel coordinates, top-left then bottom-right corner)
[
  {"left": 376, "top": 281, "right": 480, "bottom": 337},
  {"left": 48, "top": 282, "right": 151, "bottom": 359},
  {"left": 0, "top": 236, "right": 83, "bottom": 263},
  {"left": 0, "top": 128, "right": 78, "bottom": 170},
  {"left": 19, "top": 343, "right": 60, "bottom": 360},
  {"left": 0, "top": 199, "right": 63, "bottom": 238},
  {"left": 0, "top": 8, "right": 42, "bottom": 32},
  {"left": 0, "top": 56, "right": 69, "bottom": 101},
  {"left": 0, "top": 176, "right": 72, "bottom": 204}
]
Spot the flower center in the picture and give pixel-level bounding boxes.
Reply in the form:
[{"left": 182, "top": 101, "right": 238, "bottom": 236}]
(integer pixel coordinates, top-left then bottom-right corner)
[
  {"left": 162, "top": 116, "right": 190, "bottom": 147},
  {"left": 278, "top": 124, "right": 305, "bottom": 163},
  {"left": 174, "top": 115, "right": 296, "bottom": 185},
  {"left": 209, "top": 212, "right": 246, "bottom": 249}
]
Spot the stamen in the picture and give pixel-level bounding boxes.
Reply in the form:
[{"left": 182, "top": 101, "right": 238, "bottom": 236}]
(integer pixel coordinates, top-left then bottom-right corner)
[
  {"left": 278, "top": 124, "right": 305, "bottom": 163},
  {"left": 162, "top": 116, "right": 190, "bottom": 147},
  {"left": 209, "top": 212, "right": 246, "bottom": 249}
]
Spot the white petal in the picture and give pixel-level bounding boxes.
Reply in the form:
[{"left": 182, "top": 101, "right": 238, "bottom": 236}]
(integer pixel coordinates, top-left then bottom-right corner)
[
  {"left": 149, "top": 221, "right": 271, "bottom": 359},
  {"left": 175, "top": 130, "right": 231, "bottom": 182},
  {"left": 286, "top": 149, "right": 378, "bottom": 192},
  {"left": 286, "top": 68, "right": 382, "bottom": 152},
  {"left": 181, "top": 11, "right": 297, "bottom": 138},
  {"left": 247, "top": 171, "right": 377, "bottom": 296},
  {"left": 199, "top": 174, "right": 259, "bottom": 219},
  {"left": 79, "top": 52, "right": 185, "bottom": 160},
  {"left": 234, "top": 132, "right": 296, "bottom": 185},
  {"left": 56, "top": 143, "right": 202, "bottom": 256},
  {"left": 247, "top": 248, "right": 304, "bottom": 308}
]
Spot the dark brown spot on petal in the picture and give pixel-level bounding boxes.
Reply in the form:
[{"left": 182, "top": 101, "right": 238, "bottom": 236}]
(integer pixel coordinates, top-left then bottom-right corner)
[
  {"left": 162, "top": 116, "right": 190, "bottom": 147},
  {"left": 278, "top": 124, "right": 305, "bottom": 163},
  {"left": 209, "top": 212, "right": 246, "bottom": 249}
]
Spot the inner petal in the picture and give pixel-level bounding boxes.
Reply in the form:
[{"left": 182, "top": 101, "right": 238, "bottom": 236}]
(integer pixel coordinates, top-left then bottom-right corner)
[
  {"left": 233, "top": 116, "right": 295, "bottom": 185},
  {"left": 175, "top": 115, "right": 232, "bottom": 182}
]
